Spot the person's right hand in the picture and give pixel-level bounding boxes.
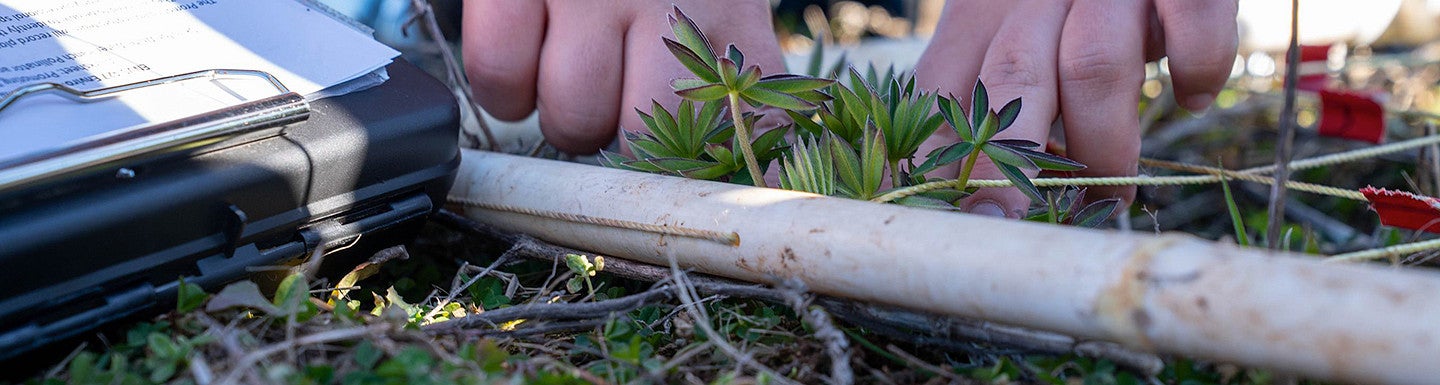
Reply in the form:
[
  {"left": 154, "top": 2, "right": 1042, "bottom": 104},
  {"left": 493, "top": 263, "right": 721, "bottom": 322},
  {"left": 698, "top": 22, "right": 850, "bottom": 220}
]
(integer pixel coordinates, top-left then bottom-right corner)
[
  {"left": 912, "top": 0, "right": 1239, "bottom": 218},
  {"left": 462, "top": 0, "right": 788, "bottom": 155}
]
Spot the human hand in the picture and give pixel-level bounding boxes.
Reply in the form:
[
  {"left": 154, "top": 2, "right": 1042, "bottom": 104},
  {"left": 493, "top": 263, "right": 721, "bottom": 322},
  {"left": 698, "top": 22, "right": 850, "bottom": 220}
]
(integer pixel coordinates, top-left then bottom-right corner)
[
  {"left": 913, "top": 0, "right": 1238, "bottom": 218},
  {"left": 462, "top": 0, "right": 787, "bottom": 155}
]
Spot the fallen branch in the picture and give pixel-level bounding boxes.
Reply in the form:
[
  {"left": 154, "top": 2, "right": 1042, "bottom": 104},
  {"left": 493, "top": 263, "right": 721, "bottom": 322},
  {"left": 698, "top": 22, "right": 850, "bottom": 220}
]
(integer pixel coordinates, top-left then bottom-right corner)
[
  {"left": 424, "top": 287, "right": 670, "bottom": 332},
  {"left": 450, "top": 151, "right": 1440, "bottom": 384}
]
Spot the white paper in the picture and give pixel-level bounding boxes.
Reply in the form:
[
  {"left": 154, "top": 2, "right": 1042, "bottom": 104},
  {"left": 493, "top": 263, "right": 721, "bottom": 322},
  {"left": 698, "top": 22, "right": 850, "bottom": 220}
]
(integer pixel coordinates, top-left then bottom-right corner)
[{"left": 0, "top": 0, "right": 399, "bottom": 162}]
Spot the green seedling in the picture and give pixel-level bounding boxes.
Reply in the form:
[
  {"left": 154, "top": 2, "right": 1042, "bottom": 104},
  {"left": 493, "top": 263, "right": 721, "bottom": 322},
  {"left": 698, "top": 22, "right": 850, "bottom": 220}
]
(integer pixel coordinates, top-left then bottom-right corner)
[
  {"left": 923, "top": 80, "right": 1085, "bottom": 203},
  {"left": 664, "top": 6, "right": 834, "bottom": 187}
]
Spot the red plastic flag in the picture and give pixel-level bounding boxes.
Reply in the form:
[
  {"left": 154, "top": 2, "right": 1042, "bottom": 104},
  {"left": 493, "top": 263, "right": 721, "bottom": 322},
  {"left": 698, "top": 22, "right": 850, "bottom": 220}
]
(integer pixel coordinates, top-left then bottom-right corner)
[
  {"left": 1295, "top": 45, "right": 1330, "bottom": 92},
  {"left": 1362, "top": 187, "right": 1440, "bottom": 233},
  {"left": 1317, "top": 90, "right": 1385, "bottom": 143}
]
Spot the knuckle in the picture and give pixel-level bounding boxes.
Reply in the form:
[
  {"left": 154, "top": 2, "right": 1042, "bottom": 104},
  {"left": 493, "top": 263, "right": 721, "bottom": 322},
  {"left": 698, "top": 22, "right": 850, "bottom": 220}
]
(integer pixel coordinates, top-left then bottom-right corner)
[
  {"left": 985, "top": 49, "right": 1050, "bottom": 93},
  {"left": 540, "top": 110, "right": 616, "bottom": 154},
  {"left": 1060, "top": 46, "right": 1135, "bottom": 88}
]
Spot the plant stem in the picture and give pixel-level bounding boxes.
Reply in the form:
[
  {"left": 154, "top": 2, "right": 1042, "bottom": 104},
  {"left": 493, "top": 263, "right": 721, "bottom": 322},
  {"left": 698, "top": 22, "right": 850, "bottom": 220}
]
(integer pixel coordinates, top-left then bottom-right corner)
[
  {"left": 869, "top": 147, "right": 982, "bottom": 204},
  {"left": 953, "top": 149, "right": 983, "bottom": 196},
  {"left": 889, "top": 159, "right": 902, "bottom": 187},
  {"left": 728, "top": 92, "right": 767, "bottom": 188}
]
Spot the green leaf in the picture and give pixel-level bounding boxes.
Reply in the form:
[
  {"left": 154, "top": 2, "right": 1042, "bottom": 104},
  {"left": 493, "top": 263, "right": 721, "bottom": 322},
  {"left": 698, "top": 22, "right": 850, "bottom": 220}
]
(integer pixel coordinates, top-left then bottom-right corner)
[
  {"left": 677, "top": 162, "right": 736, "bottom": 180},
  {"left": 736, "top": 65, "right": 761, "bottom": 91},
  {"left": 790, "top": 89, "right": 833, "bottom": 104},
  {"left": 598, "top": 150, "right": 637, "bottom": 170},
  {"left": 626, "top": 137, "right": 671, "bottom": 159},
  {"left": 995, "top": 98, "right": 1022, "bottom": 132},
  {"left": 676, "top": 99, "right": 697, "bottom": 151},
  {"left": 779, "top": 136, "right": 833, "bottom": 195},
  {"left": 565, "top": 254, "right": 596, "bottom": 276},
  {"left": 1071, "top": 198, "right": 1121, "bottom": 228},
  {"left": 726, "top": 44, "right": 745, "bottom": 69},
  {"left": 976, "top": 110, "right": 1000, "bottom": 142},
  {"left": 787, "top": 110, "right": 824, "bottom": 138},
  {"left": 860, "top": 128, "right": 886, "bottom": 196},
  {"left": 671, "top": 78, "right": 711, "bottom": 91},
  {"left": 931, "top": 142, "right": 974, "bottom": 168},
  {"left": 669, "top": 7, "right": 717, "bottom": 67},
  {"left": 206, "top": 280, "right": 280, "bottom": 314},
  {"left": 990, "top": 139, "right": 1043, "bottom": 149},
  {"left": 937, "top": 93, "right": 973, "bottom": 142},
  {"left": 971, "top": 79, "right": 990, "bottom": 131},
  {"left": 996, "top": 162, "right": 1043, "bottom": 203},
  {"left": 176, "top": 277, "right": 207, "bottom": 313},
  {"left": 663, "top": 38, "right": 720, "bottom": 83},
  {"left": 751, "top": 126, "right": 791, "bottom": 161},
  {"left": 1008, "top": 145, "right": 1086, "bottom": 171},
  {"left": 981, "top": 142, "right": 1039, "bottom": 170},
  {"left": 642, "top": 157, "right": 720, "bottom": 174},
  {"left": 1221, "top": 180, "right": 1250, "bottom": 247},
  {"left": 147, "top": 333, "right": 178, "bottom": 358},
  {"left": 826, "top": 52, "right": 848, "bottom": 78},
  {"left": 675, "top": 83, "right": 729, "bottom": 102},
  {"left": 895, "top": 195, "right": 961, "bottom": 211},
  {"left": 830, "top": 134, "right": 865, "bottom": 198},
  {"left": 754, "top": 74, "right": 836, "bottom": 93},
  {"left": 619, "top": 159, "right": 669, "bottom": 173},
  {"left": 273, "top": 273, "right": 318, "bottom": 321},
  {"left": 806, "top": 36, "right": 824, "bottom": 77},
  {"left": 717, "top": 57, "right": 739, "bottom": 88},
  {"left": 704, "top": 144, "right": 734, "bottom": 165},
  {"left": 648, "top": 101, "right": 684, "bottom": 154},
  {"left": 354, "top": 341, "right": 383, "bottom": 369},
  {"left": 741, "top": 87, "right": 818, "bottom": 111}
]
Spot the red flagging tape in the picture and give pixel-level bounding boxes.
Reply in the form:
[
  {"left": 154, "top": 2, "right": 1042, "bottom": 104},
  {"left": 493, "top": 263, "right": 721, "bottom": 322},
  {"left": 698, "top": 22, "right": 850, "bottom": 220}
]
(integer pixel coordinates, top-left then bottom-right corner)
[
  {"left": 1362, "top": 187, "right": 1440, "bottom": 233},
  {"left": 1318, "top": 90, "right": 1385, "bottom": 144}
]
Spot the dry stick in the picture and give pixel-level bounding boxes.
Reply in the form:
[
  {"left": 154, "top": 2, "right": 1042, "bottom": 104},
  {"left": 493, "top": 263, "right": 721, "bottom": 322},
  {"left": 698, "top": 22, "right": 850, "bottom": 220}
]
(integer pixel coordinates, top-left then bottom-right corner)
[
  {"left": 883, "top": 345, "right": 971, "bottom": 384},
  {"left": 403, "top": 0, "right": 497, "bottom": 151},
  {"left": 431, "top": 210, "right": 1165, "bottom": 375},
  {"left": 424, "top": 287, "right": 671, "bottom": 332},
  {"left": 777, "top": 279, "right": 854, "bottom": 385},
  {"left": 667, "top": 259, "right": 801, "bottom": 385},
  {"left": 214, "top": 325, "right": 390, "bottom": 385},
  {"left": 1267, "top": 0, "right": 1302, "bottom": 248},
  {"left": 421, "top": 248, "right": 513, "bottom": 322}
]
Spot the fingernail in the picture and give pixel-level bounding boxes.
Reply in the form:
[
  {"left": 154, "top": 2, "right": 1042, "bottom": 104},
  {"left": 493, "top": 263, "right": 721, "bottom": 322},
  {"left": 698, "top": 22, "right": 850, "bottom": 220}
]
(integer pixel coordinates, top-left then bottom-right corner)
[
  {"left": 969, "top": 201, "right": 1007, "bottom": 218},
  {"left": 1182, "top": 93, "right": 1215, "bottom": 114}
]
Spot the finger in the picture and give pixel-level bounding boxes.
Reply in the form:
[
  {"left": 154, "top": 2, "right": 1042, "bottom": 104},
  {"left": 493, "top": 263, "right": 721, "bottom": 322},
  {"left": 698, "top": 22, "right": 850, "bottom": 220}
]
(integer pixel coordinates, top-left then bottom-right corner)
[
  {"left": 1155, "top": 0, "right": 1239, "bottom": 112},
  {"left": 911, "top": 1, "right": 1007, "bottom": 179},
  {"left": 463, "top": 0, "right": 545, "bottom": 121},
  {"left": 1057, "top": 0, "right": 1149, "bottom": 206},
  {"left": 619, "top": 1, "right": 788, "bottom": 159},
  {"left": 535, "top": 3, "right": 626, "bottom": 154},
  {"left": 958, "top": 0, "right": 1071, "bottom": 219}
]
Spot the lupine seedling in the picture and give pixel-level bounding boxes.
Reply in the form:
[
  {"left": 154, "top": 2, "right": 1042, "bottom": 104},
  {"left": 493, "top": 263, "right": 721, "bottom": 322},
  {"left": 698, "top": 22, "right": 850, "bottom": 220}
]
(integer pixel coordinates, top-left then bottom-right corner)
[
  {"left": 663, "top": 6, "right": 835, "bottom": 187},
  {"left": 611, "top": 6, "right": 1089, "bottom": 215},
  {"left": 921, "top": 80, "right": 1086, "bottom": 203}
]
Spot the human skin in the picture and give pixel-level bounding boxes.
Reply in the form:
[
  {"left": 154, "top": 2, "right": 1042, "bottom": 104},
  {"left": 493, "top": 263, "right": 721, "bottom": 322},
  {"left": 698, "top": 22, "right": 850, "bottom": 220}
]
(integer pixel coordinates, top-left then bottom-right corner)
[{"left": 462, "top": 0, "right": 1239, "bottom": 218}]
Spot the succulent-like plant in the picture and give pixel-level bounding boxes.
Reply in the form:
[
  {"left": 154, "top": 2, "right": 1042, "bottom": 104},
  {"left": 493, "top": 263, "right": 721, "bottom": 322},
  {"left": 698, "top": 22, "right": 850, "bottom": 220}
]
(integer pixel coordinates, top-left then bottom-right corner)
[
  {"left": 1028, "top": 187, "right": 1121, "bottom": 228},
  {"left": 605, "top": 6, "right": 1090, "bottom": 216},
  {"left": 664, "top": 6, "right": 835, "bottom": 187},
  {"left": 600, "top": 99, "right": 786, "bottom": 184},
  {"left": 920, "top": 80, "right": 1086, "bottom": 203},
  {"left": 778, "top": 136, "right": 835, "bottom": 196}
]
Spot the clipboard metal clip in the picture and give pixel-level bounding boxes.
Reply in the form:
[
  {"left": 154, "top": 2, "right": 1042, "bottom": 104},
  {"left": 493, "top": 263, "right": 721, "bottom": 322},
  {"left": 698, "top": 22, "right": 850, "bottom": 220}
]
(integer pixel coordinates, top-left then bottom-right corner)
[
  {"left": 0, "top": 69, "right": 291, "bottom": 115},
  {"left": 0, "top": 69, "right": 309, "bottom": 192}
]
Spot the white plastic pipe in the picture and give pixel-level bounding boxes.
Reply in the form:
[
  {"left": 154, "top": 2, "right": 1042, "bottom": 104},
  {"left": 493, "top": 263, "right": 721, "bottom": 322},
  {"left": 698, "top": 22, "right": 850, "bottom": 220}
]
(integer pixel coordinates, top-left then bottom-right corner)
[{"left": 452, "top": 150, "right": 1440, "bottom": 384}]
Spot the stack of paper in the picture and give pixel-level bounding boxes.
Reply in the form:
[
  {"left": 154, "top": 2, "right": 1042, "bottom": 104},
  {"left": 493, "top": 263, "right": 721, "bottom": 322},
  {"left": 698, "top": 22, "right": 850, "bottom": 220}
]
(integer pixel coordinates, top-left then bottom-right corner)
[{"left": 0, "top": 0, "right": 400, "bottom": 162}]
